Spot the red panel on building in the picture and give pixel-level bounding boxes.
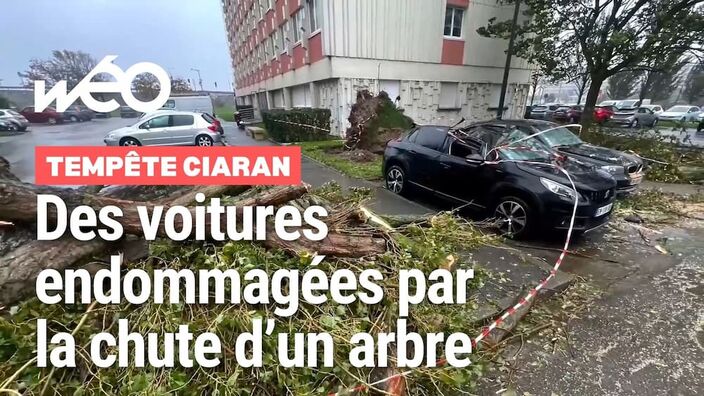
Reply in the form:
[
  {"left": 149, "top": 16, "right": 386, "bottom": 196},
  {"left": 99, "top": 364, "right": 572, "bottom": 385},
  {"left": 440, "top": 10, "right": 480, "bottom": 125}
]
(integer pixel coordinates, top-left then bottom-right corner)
[
  {"left": 271, "top": 59, "right": 280, "bottom": 75},
  {"left": 441, "top": 39, "right": 464, "bottom": 65},
  {"left": 266, "top": 9, "right": 276, "bottom": 35},
  {"left": 447, "top": 0, "right": 469, "bottom": 7},
  {"left": 258, "top": 20, "right": 267, "bottom": 43},
  {"left": 308, "top": 32, "right": 324, "bottom": 63},
  {"left": 275, "top": 0, "right": 286, "bottom": 26},
  {"left": 292, "top": 44, "right": 306, "bottom": 69},
  {"left": 280, "top": 53, "right": 292, "bottom": 74},
  {"left": 289, "top": 0, "right": 302, "bottom": 16}
]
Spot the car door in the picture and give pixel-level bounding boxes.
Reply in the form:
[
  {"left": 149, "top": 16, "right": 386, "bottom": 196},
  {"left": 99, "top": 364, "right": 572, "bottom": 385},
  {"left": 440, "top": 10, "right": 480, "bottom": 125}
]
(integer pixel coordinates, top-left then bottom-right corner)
[
  {"left": 20, "top": 107, "right": 38, "bottom": 122},
  {"left": 689, "top": 107, "right": 701, "bottom": 121},
  {"left": 167, "top": 114, "right": 197, "bottom": 145},
  {"left": 136, "top": 115, "right": 171, "bottom": 145},
  {"left": 639, "top": 108, "right": 656, "bottom": 125},
  {"left": 435, "top": 135, "right": 490, "bottom": 206},
  {"left": 404, "top": 126, "right": 448, "bottom": 191}
]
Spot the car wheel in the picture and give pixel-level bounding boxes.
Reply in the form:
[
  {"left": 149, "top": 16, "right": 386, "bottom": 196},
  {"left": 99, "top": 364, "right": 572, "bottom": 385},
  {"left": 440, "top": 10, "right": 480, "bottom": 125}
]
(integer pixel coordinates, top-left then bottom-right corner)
[
  {"left": 386, "top": 165, "right": 407, "bottom": 195},
  {"left": 47, "top": 117, "right": 57, "bottom": 125},
  {"left": 631, "top": 119, "right": 639, "bottom": 128},
  {"left": 70, "top": 115, "right": 79, "bottom": 122},
  {"left": 494, "top": 196, "right": 533, "bottom": 239},
  {"left": 7, "top": 123, "right": 18, "bottom": 132},
  {"left": 120, "top": 137, "right": 141, "bottom": 147},
  {"left": 196, "top": 135, "right": 214, "bottom": 147}
]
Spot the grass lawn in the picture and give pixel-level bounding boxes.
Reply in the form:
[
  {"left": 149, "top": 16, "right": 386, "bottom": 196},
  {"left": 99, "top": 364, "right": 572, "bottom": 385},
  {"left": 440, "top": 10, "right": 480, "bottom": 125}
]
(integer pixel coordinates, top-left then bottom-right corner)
[
  {"left": 298, "top": 140, "right": 383, "bottom": 181},
  {"left": 215, "top": 106, "right": 235, "bottom": 121},
  {"left": 655, "top": 120, "right": 700, "bottom": 129}
]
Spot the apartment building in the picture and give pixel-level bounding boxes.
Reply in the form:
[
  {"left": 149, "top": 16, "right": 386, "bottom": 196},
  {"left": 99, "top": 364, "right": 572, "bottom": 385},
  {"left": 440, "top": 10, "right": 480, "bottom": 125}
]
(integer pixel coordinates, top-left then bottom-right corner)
[{"left": 223, "top": 0, "right": 532, "bottom": 135}]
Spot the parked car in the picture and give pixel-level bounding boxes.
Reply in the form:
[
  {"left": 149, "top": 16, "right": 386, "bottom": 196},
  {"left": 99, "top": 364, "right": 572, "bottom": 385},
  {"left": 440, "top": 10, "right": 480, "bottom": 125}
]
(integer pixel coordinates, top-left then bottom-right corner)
[
  {"left": 0, "top": 109, "right": 30, "bottom": 131},
  {"left": 472, "top": 120, "right": 643, "bottom": 196},
  {"left": 657, "top": 105, "right": 701, "bottom": 122},
  {"left": 594, "top": 106, "right": 615, "bottom": 123},
  {"left": 610, "top": 107, "right": 659, "bottom": 128},
  {"left": 62, "top": 105, "right": 94, "bottom": 122},
  {"left": 614, "top": 99, "right": 642, "bottom": 109},
  {"left": 383, "top": 124, "right": 617, "bottom": 238},
  {"left": 640, "top": 104, "right": 664, "bottom": 115},
  {"left": 159, "top": 96, "right": 214, "bottom": 114},
  {"left": 529, "top": 103, "right": 562, "bottom": 120},
  {"left": 597, "top": 100, "right": 619, "bottom": 107},
  {"left": 19, "top": 106, "right": 64, "bottom": 124},
  {"left": 552, "top": 105, "right": 583, "bottom": 123},
  {"left": 104, "top": 111, "right": 223, "bottom": 147},
  {"left": 120, "top": 106, "right": 140, "bottom": 118}
]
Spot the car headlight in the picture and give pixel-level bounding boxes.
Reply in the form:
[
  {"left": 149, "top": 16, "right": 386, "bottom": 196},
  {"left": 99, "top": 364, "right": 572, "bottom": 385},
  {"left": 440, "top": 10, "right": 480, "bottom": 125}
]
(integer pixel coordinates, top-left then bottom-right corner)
[
  {"left": 106, "top": 133, "right": 116, "bottom": 139},
  {"left": 540, "top": 177, "right": 579, "bottom": 201},
  {"left": 601, "top": 165, "right": 624, "bottom": 175}
]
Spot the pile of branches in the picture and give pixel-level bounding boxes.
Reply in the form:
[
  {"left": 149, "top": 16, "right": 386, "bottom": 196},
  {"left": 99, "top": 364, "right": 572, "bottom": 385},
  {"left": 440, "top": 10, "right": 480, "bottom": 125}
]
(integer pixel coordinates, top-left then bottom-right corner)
[
  {"left": 0, "top": 158, "right": 493, "bottom": 395},
  {"left": 583, "top": 127, "right": 704, "bottom": 183}
]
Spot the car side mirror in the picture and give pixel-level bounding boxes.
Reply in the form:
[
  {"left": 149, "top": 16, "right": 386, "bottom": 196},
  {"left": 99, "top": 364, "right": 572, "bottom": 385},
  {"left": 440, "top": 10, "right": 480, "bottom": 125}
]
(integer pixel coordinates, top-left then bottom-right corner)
[{"left": 466, "top": 153, "right": 485, "bottom": 164}]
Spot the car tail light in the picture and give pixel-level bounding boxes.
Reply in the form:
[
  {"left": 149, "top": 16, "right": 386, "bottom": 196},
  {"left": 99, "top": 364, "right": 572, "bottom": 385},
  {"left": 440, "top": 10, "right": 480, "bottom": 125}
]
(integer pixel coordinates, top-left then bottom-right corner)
[{"left": 207, "top": 124, "right": 218, "bottom": 132}]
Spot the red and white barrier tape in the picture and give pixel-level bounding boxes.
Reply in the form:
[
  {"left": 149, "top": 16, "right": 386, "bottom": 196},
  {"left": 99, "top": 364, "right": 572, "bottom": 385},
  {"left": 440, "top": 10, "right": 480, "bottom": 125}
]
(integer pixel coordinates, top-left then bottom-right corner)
[
  {"left": 327, "top": 128, "right": 583, "bottom": 396},
  {"left": 271, "top": 118, "right": 332, "bottom": 132}
]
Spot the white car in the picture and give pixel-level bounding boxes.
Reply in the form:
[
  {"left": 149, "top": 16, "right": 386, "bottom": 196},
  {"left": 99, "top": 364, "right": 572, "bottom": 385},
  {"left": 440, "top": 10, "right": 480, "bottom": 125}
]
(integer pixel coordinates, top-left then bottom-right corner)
[
  {"left": 657, "top": 105, "right": 701, "bottom": 122},
  {"left": 103, "top": 111, "right": 223, "bottom": 147},
  {"left": 640, "top": 104, "right": 664, "bottom": 115}
]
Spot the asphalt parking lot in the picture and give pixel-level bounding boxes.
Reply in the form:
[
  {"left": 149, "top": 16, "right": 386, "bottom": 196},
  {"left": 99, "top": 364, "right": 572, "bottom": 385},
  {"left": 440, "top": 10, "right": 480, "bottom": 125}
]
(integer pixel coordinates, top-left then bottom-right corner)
[
  {"left": 0, "top": 118, "right": 139, "bottom": 182},
  {"left": 0, "top": 117, "right": 259, "bottom": 183}
]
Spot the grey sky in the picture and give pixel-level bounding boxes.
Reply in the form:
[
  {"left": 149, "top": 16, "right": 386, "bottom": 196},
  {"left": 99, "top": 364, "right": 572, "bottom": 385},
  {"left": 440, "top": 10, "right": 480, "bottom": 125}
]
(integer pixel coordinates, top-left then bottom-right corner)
[{"left": 0, "top": 0, "right": 233, "bottom": 91}]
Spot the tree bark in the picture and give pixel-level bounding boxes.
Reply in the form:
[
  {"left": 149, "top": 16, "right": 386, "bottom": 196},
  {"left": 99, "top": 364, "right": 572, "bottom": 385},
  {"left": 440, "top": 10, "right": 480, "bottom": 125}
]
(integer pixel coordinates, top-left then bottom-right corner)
[{"left": 581, "top": 76, "right": 605, "bottom": 133}]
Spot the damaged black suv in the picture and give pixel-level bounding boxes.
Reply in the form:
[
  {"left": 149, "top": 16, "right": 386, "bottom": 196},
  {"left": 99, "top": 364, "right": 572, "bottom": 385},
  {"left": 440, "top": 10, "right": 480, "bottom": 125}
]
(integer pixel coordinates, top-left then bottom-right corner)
[{"left": 383, "top": 123, "right": 617, "bottom": 238}]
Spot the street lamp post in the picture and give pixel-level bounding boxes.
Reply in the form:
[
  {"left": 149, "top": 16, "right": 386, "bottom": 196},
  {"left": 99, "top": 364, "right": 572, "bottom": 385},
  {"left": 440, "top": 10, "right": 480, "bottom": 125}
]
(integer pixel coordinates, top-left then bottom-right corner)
[
  {"left": 191, "top": 68, "right": 204, "bottom": 91},
  {"left": 496, "top": 0, "right": 522, "bottom": 120}
]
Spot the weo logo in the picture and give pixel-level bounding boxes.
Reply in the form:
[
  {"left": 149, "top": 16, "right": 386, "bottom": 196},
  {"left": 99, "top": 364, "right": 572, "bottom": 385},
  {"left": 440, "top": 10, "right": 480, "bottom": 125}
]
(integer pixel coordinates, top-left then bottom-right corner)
[{"left": 34, "top": 55, "right": 171, "bottom": 114}]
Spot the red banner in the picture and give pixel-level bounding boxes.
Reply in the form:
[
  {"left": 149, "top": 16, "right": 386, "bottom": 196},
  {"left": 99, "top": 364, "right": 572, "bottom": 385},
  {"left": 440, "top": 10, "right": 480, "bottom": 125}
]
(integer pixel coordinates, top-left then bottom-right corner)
[{"left": 35, "top": 146, "right": 302, "bottom": 186}]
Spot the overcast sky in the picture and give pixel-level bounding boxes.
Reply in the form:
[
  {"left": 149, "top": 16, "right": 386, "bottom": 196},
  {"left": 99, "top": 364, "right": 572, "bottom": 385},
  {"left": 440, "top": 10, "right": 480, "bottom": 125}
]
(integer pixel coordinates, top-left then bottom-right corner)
[{"left": 0, "top": 0, "right": 233, "bottom": 91}]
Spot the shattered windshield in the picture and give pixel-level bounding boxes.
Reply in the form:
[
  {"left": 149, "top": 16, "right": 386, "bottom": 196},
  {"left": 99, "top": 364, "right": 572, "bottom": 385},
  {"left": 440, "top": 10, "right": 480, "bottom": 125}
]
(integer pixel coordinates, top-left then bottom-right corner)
[
  {"left": 497, "top": 127, "right": 554, "bottom": 161},
  {"left": 536, "top": 126, "right": 583, "bottom": 147}
]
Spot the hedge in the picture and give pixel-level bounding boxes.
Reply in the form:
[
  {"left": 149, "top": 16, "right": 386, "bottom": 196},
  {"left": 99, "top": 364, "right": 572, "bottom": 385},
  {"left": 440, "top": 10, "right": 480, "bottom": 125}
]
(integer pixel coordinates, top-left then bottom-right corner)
[{"left": 261, "top": 108, "right": 331, "bottom": 142}]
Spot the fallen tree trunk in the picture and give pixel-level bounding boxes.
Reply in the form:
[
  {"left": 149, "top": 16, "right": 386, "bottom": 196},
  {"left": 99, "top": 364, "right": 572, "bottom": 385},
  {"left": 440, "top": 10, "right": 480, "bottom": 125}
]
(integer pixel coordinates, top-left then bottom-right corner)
[{"left": 0, "top": 173, "right": 388, "bottom": 306}]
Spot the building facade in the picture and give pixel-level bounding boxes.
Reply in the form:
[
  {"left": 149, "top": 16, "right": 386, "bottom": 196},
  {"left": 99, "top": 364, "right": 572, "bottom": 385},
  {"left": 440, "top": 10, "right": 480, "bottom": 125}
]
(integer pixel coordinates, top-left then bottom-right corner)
[{"left": 223, "top": 0, "right": 532, "bottom": 135}]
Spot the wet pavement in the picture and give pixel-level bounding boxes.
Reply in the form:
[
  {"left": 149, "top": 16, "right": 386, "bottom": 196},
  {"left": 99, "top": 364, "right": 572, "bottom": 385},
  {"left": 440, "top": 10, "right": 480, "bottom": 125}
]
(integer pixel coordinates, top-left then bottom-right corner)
[
  {"left": 480, "top": 216, "right": 704, "bottom": 395},
  {"left": 0, "top": 117, "right": 136, "bottom": 182}
]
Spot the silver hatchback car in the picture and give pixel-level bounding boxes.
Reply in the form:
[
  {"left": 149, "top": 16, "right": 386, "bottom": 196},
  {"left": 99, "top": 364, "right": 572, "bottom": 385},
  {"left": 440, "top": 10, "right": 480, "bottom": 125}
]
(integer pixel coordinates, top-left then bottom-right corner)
[
  {"left": 104, "top": 111, "right": 223, "bottom": 146},
  {"left": 0, "top": 109, "right": 30, "bottom": 131}
]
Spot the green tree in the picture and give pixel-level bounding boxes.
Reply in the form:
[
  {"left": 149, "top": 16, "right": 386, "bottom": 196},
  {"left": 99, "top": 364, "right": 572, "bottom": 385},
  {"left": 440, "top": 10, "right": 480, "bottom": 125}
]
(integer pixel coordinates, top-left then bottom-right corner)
[
  {"left": 682, "top": 62, "right": 704, "bottom": 103},
  {"left": 0, "top": 96, "right": 12, "bottom": 108},
  {"left": 638, "top": 54, "right": 688, "bottom": 103},
  {"left": 132, "top": 74, "right": 192, "bottom": 100},
  {"left": 18, "top": 50, "right": 103, "bottom": 89},
  {"left": 171, "top": 77, "right": 193, "bottom": 93},
  {"left": 479, "top": 0, "right": 704, "bottom": 128},
  {"left": 607, "top": 70, "right": 643, "bottom": 99}
]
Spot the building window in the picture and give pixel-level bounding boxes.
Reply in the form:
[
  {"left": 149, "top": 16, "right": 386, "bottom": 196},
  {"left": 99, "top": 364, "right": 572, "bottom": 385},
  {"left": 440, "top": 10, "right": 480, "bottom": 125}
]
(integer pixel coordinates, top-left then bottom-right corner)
[
  {"left": 278, "top": 25, "right": 287, "bottom": 53},
  {"left": 292, "top": 85, "right": 311, "bottom": 108},
  {"left": 439, "top": 82, "right": 460, "bottom": 109},
  {"left": 307, "top": 0, "right": 322, "bottom": 32},
  {"left": 292, "top": 10, "right": 304, "bottom": 43},
  {"left": 268, "top": 36, "right": 276, "bottom": 59},
  {"left": 444, "top": 7, "right": 464, "bottom": 38}
]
